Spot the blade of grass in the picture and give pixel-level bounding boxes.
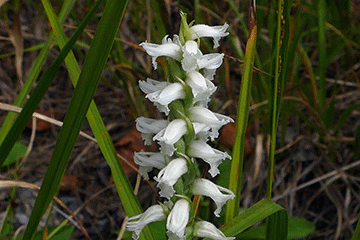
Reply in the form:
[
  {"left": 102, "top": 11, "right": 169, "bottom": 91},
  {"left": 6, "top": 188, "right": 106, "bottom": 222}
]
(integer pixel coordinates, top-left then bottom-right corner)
[
  {"left": 265, "top": 211, "right": 288, "bottom": 240},
  {"left": 219, "top": 199, "right": 284, "bottom": 239},
  {"left": 0, "top": 0, "right": 76, "bottom": 144},
  {"left": 20, "top": 0, "right": 129, "bottom": 238},
  {"left": 41, "top": 1, "right": 153, "bottom": 239},
  {"left": 317, "top": 0, "right": 326, "bottom": 109},
  {"left": 226, "top": 0, "right": 257, "bottom": 223}
]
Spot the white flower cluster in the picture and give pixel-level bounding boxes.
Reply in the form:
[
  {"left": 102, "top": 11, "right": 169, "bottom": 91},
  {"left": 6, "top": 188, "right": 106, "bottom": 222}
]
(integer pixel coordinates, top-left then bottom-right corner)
[{"left": 126, "top": 13, "right": 235, "bottom": 240}]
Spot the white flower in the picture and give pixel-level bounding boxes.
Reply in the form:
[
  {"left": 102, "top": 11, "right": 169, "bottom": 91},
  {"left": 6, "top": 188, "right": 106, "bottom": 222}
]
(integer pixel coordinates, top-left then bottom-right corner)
[
  {"left": 198, "top": 53, "right": 225, "bottom": 80},
  {"left": 167, "top": 199, "right": 190, "bottom": 240},
  {"left": 126, "top": 204, "right": 166, "bottom": 240},
  {"left": 193, "top": 220, "right": 235, "bottom": 240},
  {"left": 192, "top": 179, "right": 235, "bottom": 217},
  {"left": 189, "top": 23, "right": 229, "bottom": 48},
  {"left": 188, "top": 141, "right": 231, "bottom": 177},
  {"left": 181, "top": 40, "right": 203, "bottom": 72},
  {"left": 140, "top": 35, "right": 182, "bottom": 70},
  {"left": 189, "top": 106, "right": 234, "bottom": 140},
  {"left": 134, "top": 151, "right": 166, "bottom": 180},
  {"left": 186, "top": 71, "right": 217, "bottom": 105},
  {"left": 146, "top": 83, "right": 185, "bottom": 115},
  {"left": 153, "top": 119, "right": 187, "bottom": 156},
  {"left": 154, "top": 158, "right": 188, "bottom": 199},
  {"left": 192, "top": 122, "right": 211, "bottom": 141},
  {"left": 136, "top": 117, "right": 168, "bottom": 145},
  {"left": 139, "top": 78, "right": 168, "bottom": 94}
]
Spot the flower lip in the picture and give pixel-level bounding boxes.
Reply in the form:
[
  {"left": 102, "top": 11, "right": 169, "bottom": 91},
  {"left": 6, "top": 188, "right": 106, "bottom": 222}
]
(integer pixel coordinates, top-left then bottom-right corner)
[
  {"left": 154, "top": 158, "right": 188, "bottom": 199},
  {"left": 194, "top": 220, "right": 235, "bottom": 240},
  {"left": 166, "top": 199, "right": 190, "bottom": 240},
  {"left": 140, "top": 35, "right": 182, "bottom": 70},
  {"left": 126, "top": 204, "right": 166, "bottom": 240},
  {"left": 188, "top": 140, "right": 231, "bottom": 177},
  {"left": 192, "top": 178, "right": 235, "bottom": 217},
  {"left": 189, "top": 23, "right": 229, "bottom": 48},
  {"left": 153, "top": 119, "right": 188, "bottom": 156},
  {"left": 134, "top": 151, "right": 166, "bottom": 180}
]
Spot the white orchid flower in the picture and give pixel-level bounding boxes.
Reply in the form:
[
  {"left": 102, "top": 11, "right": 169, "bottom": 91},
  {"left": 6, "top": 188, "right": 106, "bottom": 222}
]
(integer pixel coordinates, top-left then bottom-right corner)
[
  {"left": 186, "top": 71, "right": 217, "bottom": 104},
  {"left": 189, "top": 106, "right": 234, "bottom": 140},
  {"left": 146, "top": 83, "right": 185, "bottom": 115},
  {"left": 133, "top": 151, "right": 166, "bottom": 180},
  {"left": 136, "top": 117, "right": 168, "bottom": 145},
  {"left": 126, "top": 204, "right": 166, "bottom": 240},
  {"left": 138, "top": 78, "right": 168, "bottom": 94},
  {"left": 181, "top": 40, "right": 203, "bottom": 72},
  {"left": 198, "top": 53, "right": 225, "bottom": 80},
  {"left": 166, "top": 199, "right": 190, "bottom": 240},
  {"left": 140, "top": 35, "right": 182, "bottom": 70},
  {"left": 192, "top": 178, "right": 235, "bottom": 217},
  {"left": 153, "top": 119, "right": 187, "bottom": 156},
  {"left": 188, "top": 141, "right": 231, "bottom": 177},
  {"left": 189, "top": 23, "right": 229, "bottom": 48},
  {"left": 193, "top": 220, "right": 235, "bottom": 240},
  {"left": 154, "top": 158, "right": 188, "bottom": 199}
]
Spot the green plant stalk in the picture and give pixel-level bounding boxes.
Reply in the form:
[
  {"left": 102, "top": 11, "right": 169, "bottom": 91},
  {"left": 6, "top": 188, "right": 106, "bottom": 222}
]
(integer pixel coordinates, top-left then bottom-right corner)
[
  {"left": 318, "top": 0, "right": 326, "bottom": 110},
  {"left": 266, "top": 0, "right": 282, "bottom": 199},
  {"left": 41, "top": 2, "right": 153, "bottom": 239},
  {"left": 226, "top": 1, "right": 257, "bottom": 223},
  {"left": 0, "top": 0, "right": 76, "bottom": 144}
]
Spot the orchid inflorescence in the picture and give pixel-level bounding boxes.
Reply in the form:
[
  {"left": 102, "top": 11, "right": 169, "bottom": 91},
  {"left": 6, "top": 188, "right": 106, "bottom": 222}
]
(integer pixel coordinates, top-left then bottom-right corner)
[{"left": 126, "top": 12, "right": 235, "bottom": 240}]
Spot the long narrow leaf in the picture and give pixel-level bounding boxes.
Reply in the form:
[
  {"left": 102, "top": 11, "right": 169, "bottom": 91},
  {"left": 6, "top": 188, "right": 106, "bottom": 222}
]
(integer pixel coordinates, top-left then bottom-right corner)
[
  {"left": 42, "top": 1, "right": 153, "bottom": 239},
  {"left": 20, "top": 1, "right": 111, "bottom": 238},
  {"left": 226, "top": 0, "right": 257, "bottom": 223},
  {"left": 220, "top": 199, "right": 284, "bottom": 239}
]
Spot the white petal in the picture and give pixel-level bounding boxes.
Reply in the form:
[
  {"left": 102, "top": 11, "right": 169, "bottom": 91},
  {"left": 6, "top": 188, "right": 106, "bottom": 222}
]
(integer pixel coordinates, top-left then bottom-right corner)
[
  {"left": 192, "top": 179, "right": 235, "bottom": 217},
  {"left": 127, "top": 204, "right": 166, "bottom": 240},
  {"left": 194, "top": 221, "right": 235, "bottom": 240},
  {"left": 182, "top": 40, "right": 203, "bottom": 72},
  {"left": 136, "top": 117, "right": 168, "bottom": 145},
  {"left": 139, "top": 78, "right": 168, "bottom": 94},
  {"left": 146, "top": 83, "right": 185, "bottom": 115},
  {"left": 189, "top": 23, "right": 229, "bottom": 48},
  {"left": 188, "top": 141, "right": 231, "bottom": 177},
  {"left": 153, "top": 119, "right": 187, "bottom": 156},
  {"left": 167, "top": 199, "right": 190, "bottom": 240},
  {"left": 154, "top": 158, "right": 188, "bottom": 199},
  {"left": 134, "top": 151, "right": 166, "bottom": 180},
  {"left": 140, "top": 35, "right": 182, "bottom": 70},
  {"left": 198, "top": 53, "right": 224, "bottom": 71},
  {"left": 189, "top": 106, "right": 234, "bottom": 140}
]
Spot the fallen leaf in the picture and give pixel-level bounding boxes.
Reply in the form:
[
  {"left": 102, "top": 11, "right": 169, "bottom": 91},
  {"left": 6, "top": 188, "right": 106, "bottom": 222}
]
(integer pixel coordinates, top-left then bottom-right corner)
[
  {"left": 115, "top": 127, "right": 157, "bottom": 175},
  {"left": 220, "top": 122, "right": 253, "bottom": 156}
]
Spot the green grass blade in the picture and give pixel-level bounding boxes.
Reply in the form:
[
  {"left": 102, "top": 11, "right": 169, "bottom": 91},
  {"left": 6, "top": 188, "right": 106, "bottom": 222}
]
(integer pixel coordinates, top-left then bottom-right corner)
[
  {"left": 0, "top": 2, "right": 92, "bottom": 168},
  {"left": 317, "top": 0, "right": 327, "bottom": 109},
  {"left": 20, "top": 0, "right": 122, "bottom": 238},
  {"left": 351, "top": 217, "right": 360, "bottom": 240},
  {"left": 0, "top": 0, "right": 76, "bottom": 144},
  {"left": 42, "top": 1, "right": 153, "bottom": 239},
  {"left": 265, "top": 211, "right": 288, "bottom": 240},
  {"left": 221, "top": 199, "right": 284, "bottom": 238},
  {"left": 226, "top": 0, "right": 257, "bottom": 223}
]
